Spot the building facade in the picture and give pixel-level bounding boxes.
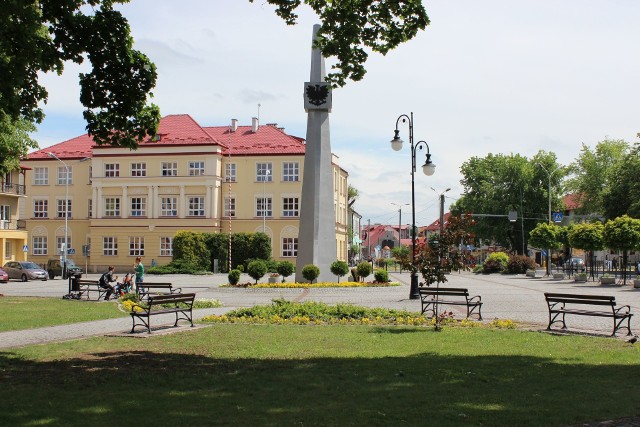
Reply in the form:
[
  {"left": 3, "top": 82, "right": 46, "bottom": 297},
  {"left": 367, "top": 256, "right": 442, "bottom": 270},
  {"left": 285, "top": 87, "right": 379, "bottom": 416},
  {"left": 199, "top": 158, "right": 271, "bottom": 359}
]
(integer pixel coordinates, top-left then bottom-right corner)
[
  {"left": 0, "top": 168, "right": 29, "bottom": 263},
  {"left": 22, "top": 115, "right": 349, "bottom": 272}
]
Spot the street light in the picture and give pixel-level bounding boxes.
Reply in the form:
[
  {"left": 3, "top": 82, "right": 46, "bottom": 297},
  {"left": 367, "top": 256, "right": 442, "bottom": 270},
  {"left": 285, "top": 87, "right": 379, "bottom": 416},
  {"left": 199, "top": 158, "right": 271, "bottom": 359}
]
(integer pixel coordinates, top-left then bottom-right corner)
[
  {"left": 536, "top": 163, "right": 563, "bottom": 276},
  {"left": 391, "top": 112, "right": 436, "bottom": 299},
  {"left": 391, "top": 202, "right": 409, "bottom": 249},
  {"left": 431, "top": 187, "right": 451, "bottom": 236},
  {"left": 47, "top": 152, "right": 69, "bottom": 279}
]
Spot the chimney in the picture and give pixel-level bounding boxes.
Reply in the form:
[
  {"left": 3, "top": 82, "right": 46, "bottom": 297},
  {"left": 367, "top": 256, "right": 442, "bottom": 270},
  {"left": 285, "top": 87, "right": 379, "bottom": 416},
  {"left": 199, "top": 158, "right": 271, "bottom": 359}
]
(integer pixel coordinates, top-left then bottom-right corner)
[
  {"left": 230, "top": 119, "right": 238, "bottom": 132},
  {"left": 251, "top": 117, "right": 259, "bottom": 133}
]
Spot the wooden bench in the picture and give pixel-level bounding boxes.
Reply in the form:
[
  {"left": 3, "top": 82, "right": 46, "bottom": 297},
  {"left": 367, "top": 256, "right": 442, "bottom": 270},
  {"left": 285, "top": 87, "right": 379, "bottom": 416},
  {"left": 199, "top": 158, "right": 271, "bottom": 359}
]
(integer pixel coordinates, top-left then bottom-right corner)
[
  {"left": 418, "top": 287, "right": 483, "bottom": 320},
  {"left": 129, "top": 293, "right": 196, "bottom": 334},
  {"left": 544, "top": 292, "right": 633, "bottom": 336},
  {"left": 136, "top": 282, "right": 182, "bottom": 301},
  {"left": 71, "top": 279, "right": 106, "bottom": 300}
]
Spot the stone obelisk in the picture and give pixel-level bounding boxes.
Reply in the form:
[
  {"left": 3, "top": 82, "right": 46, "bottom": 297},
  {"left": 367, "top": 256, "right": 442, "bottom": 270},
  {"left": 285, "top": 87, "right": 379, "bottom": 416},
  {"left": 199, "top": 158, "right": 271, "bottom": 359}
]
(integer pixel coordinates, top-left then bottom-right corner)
[{"left": 295, "top": 24, "right": 336, "bottom": 283}]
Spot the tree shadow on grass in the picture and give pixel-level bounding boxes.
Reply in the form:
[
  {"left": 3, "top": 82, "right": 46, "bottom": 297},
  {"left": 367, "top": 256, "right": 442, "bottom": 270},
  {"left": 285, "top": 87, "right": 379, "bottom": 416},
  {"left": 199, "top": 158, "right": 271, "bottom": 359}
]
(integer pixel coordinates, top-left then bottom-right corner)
[{"left": 0, "top": 348, "right": 639, "bottom": 426}]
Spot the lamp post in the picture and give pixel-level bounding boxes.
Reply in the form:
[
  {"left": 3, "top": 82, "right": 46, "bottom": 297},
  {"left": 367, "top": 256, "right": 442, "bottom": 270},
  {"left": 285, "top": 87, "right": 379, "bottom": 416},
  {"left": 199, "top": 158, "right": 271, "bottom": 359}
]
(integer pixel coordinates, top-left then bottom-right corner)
[
  {"left": 431, "top": 187, "right": 451, "bottom": 236},
  {"left": 47, "top": 152, "right": 69, "bottom": 279},
  {"left": 536, "top": 163, "right": 562, "bottom": 276},
  {"left": 391, "top": 202, "right": 409, "bottom": 249},
  {"left": 391, "top": 112, "right": 436, "bottom": 299}
]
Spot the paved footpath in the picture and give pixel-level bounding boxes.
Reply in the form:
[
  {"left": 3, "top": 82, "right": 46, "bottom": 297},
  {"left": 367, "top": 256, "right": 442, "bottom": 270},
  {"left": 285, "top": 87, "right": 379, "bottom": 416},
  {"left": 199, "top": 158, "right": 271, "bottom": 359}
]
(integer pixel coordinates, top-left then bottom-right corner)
[{"left": 0, "top": 270, "right": 638, "bottom": 349}]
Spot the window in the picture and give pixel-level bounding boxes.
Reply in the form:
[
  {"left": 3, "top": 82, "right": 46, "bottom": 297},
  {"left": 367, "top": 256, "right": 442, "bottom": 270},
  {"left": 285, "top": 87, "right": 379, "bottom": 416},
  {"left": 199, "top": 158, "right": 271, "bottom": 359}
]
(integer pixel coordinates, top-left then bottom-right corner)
[
  {"left": 88, "top": 199, "right": 92, "bottom": 218},
  {"left": 160, "top": 237, "right": 173, "bottom": 256},
  {"left": 282, "top": 237, "right": 298, "bottom": 257},
  {"left": 129, "top": 236, "right": 144, "bottom": 256},
  {"left": 188, "top": 161, "right": 205, "bottom": 176},
  {"left": 33, "top": 236, "right": 47, "bottom": 256},
  {"left": 104, "top": 197, "right": 120, "bottom": 217},
  {"left": 160, "top": 197, "right": 178, "bottom": 217},
  {"left": 188, "top": 196, "right": 205, "bottom": 216},
  {"left": 282, "top": 197, "right": 299, "bottom": 217},
  {"left": 256, "top": 163, "right": 272, "bottom": 182},
  {"left": 161, "top": 162, "right": 177, "bottom": 176},
  {"left": 34, "top": 167, "right": 48, "bottom": 185},
  {"left": 130, "top": 197, "right": 146, "bottom": 217},
  {"left": 103, "top": 237, "right": 118, "bottom": 256},
  {"left": 131, "top": 162, "right": 146, "bottom": 177},
  {"left": 56, "top": 236, "right": 71, "bottom": 256},
  {"left": 104, "top": 163, "right": 119, "bottom": 178},
  {"left": 283, "top": 162, "right": 299, "bottom": 182},
  {"left": 225, "top": 163, "right": 236, "bottom": 182},
  {"left": 57, "top": 199, "right": 71, "bottom": 218},
  {"left": 34, "top": 199, "right": 48, "bottom": 218},
  {"left": 5, "top": 242, "right": 11, "bottom": 259},
  {"left": 57, "top": 166, "right": 72, "bottom": 185},
  {"left": 256, "top": 197, "right": 272, "bottom": 218},
  {"left": 224, "top": 197, "right": 236, "bottom": 217}
]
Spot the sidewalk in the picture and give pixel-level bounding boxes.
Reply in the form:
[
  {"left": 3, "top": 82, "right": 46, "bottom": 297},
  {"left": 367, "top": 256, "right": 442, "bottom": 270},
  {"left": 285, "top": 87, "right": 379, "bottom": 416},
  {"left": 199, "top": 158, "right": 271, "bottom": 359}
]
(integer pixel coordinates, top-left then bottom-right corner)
[{"left": 1, "top": 270, "right": 638, "bottom": 349}]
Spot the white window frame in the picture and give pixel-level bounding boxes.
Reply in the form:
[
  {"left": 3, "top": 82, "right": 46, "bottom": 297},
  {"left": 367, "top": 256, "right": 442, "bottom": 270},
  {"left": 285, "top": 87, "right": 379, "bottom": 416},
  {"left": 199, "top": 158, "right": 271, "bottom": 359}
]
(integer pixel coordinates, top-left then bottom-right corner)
[
  {"left": 104, "top": 197, "right": 120, "bottom": 217},
  {"left": 188, "top": 161, "right": 205, "bottom": 176},
  {"left": 34, "top": 167, "right": 48, "bottom": 185},
  {"left": 160, "top": 197, "right": 178, "bottom": 217},
  {"left": 103, "top": 237, "right": 118, "bottom": 256},
  {"left": 282, "top": 237, "right": 298, "bottom": 257},
  {"left": 131, "top": 162, "right": 147, "bottom": 177},
  {"left": 56, "top": 236, "right": 71, "bottom": 256},
  {"left": 33, "top": 236, "right": 47, "bottom": 256},
  {"left": 57, "top": 166, "right": 72, "bottom": 185},
  {"left": 160, "top": 237, "right": 173, "bottom": 256},
  {"left": 161, "top": 162, "right": 178, "bottom": 176},
  {"left": 56, "top": 199, "right": 71, "bottom": 218},
  {"left": 187, "top": 196, "right": 205, "bottom": 216},
  {"left": 256, "top": 163, "right": 272, "bottom": 182},
  {"left": 282, "top": 197, "right": 299, "bottom": 217},
  {"left": 256, "top": 197, "right": 272, "bottom": 218},
  {"left": 225, "top": 163, "right": 236, "bottom": 182},
  {"left": 283, "top": 162, "right": 299, "bottom": 182},
  {"left": 224, "top": 196, "right": 236, "bottom": 217},
  {"left": 130, "top": 197, "right": 147, "bottom": 217},
  {"left": 104, "top": 163, "right": 120, "bottom": 178},
  {"left": 129, "top": 236, "right": 145, "bottom": 256},
  {"left": 34, "top": 199, "right": 48, "bottom": 218}
]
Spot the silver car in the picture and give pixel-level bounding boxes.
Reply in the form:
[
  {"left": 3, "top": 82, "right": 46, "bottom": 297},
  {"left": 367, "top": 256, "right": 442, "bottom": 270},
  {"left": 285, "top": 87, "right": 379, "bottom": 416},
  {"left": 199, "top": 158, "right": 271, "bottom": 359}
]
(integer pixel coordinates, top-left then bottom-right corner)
[{"left": 3, "top": 261, "right": 48, "bottom": 282}]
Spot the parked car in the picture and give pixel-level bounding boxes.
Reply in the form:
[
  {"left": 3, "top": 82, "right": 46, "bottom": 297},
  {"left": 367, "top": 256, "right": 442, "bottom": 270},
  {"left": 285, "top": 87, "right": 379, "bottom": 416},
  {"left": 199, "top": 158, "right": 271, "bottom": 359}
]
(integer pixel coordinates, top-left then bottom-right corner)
[
  {"left": 0, "top": 267, "right": 8, "bottom": 283},
  {"left": 46, "top": 259, "right": 83, "bottom": 279},
  {"left": 3, "top": 261, "right": 48, "bottom": 282},
  {"left": 565, "top": 257, "right": 585, "bottom": 272}
]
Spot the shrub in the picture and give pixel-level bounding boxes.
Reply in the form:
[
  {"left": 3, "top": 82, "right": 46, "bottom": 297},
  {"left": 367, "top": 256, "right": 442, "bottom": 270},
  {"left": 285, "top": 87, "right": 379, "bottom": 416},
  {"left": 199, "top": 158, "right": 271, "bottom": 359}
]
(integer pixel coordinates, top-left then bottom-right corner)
[
  {"left": 247, "top": 260, "right": 267, "bottom": 284},
  {"left": 301, "top": 264, "right": 320, "bottom": 283},
  {"left": 330, "top": 260, "right": 349, "bottom": 282},
  {"left": 276, "top": 261, "right": 295, "bottom": 279},
  {"left": 506, "top": 255, "right": 537, "bottom": 274},
  {"left": 356, "top": 262, "right": 372, "bottom": 281},
  {"left": 374, "top": 269, "right": 389, "bottom": 283},
  {"left": 482, "top": 252, "right": 509, "bottom": 273},
  {"left": 228, "top": 269, "right": 241, "bottom": 285},
  {"left": 236, "top": 264, "right": 244, "bottom": 273},
  {"left": 147, "top": 259, "right": 209, "bottom": 275}
]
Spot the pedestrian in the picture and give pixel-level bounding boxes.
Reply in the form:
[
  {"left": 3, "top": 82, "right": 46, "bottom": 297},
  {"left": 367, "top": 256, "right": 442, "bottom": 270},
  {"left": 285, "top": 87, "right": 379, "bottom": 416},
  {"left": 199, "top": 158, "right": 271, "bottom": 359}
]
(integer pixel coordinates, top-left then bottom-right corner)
[
  {"left": 613, "top": 257, "right": 618, "bottom": 270},
  {"left": 98, "top": 266, "right": 118, "bottom": 301},
  {"left": 133, "top": 256, "right": 144, "bottom": 287}
]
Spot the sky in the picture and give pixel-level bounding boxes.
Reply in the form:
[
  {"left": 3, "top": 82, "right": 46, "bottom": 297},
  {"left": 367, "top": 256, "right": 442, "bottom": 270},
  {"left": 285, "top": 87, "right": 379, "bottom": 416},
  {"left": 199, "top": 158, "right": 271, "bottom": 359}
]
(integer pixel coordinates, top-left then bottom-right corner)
[{"left": 33, "top": 0, "right": 640, "bottom": 228}]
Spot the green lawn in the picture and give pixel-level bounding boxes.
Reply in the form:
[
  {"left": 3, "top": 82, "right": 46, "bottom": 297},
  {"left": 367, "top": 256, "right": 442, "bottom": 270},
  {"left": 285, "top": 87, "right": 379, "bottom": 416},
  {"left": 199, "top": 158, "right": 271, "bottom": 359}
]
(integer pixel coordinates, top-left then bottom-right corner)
[
  {"left": 0, "top": 297, "right": 125, "bottom": 331},
  {"left": 1, "top": 324, "right": 639, "bottom": 426}
]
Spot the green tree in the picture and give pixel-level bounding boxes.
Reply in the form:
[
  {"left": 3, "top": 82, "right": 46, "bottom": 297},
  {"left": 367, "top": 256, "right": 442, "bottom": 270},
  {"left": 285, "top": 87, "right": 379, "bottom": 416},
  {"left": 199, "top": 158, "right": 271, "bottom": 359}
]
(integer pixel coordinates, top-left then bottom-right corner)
[
  {"left": 568, "top": 222, "right": 604, "bottom": 277},
  {"left": 301, "top": 264, "right": 320, "bottom": 284},
  {"left": 0, "top": 117, "right": 38, "bottom": 177},
  {"left": 173, "top": 231, "right": 210, "bottom": 270},
  {"left": 276, "top": 261, "right": 295, "bottom": 281},
  {"left": 247, "top": 260, "right": 268, "bottom": 284},
  {"left": 602, "top": 146, "right": 640, "bottom": 219},
  {"left": 356, "top": 262, "right": 372, "bottom": 281},
  {"left": 330, "top": 260, "right": 349, "bottom": 283},
  {"left": 566, "top": 139, "right": 629, "bottom": 217},
  {"left": 602, "top": 215, "right": 640, "bottom": 284},
  {"left": 391, "top": 245, "right": 410, "bottom": 272}
]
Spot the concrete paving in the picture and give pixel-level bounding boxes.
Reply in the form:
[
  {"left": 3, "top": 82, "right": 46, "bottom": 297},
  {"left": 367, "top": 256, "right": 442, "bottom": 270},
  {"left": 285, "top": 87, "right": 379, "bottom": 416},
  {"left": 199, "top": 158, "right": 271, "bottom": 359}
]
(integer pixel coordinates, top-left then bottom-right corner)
[{"left": 0, "top": 270, "right": 638, "bottom": 349}]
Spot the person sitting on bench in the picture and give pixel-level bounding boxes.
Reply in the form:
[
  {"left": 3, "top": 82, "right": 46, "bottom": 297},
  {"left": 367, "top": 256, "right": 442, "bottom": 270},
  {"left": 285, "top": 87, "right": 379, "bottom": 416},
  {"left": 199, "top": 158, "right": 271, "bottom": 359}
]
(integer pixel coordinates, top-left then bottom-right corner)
[{"left": 99, "top": 266, "right": 118, "bottom": 301}]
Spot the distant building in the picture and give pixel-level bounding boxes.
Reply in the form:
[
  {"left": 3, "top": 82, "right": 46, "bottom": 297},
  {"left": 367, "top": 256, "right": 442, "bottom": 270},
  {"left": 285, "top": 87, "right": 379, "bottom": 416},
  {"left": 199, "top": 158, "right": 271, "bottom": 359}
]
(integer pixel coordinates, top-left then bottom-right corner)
[{"left": 0, "top": 167, "right": 29, "bottom": 262}]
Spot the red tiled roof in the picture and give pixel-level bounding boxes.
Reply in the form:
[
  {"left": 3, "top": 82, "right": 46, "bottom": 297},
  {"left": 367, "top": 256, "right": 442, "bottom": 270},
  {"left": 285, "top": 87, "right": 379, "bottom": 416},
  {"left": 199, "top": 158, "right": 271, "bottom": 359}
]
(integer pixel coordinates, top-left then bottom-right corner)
[
  {"left": 423, "top": 212, "right": 452, "bottom": 232},
  {"left": 563, "top": 193, "right": 582, "bottom": 211},
  {"left": 205, "top": 124, "right": 306, "bottom": 156}
]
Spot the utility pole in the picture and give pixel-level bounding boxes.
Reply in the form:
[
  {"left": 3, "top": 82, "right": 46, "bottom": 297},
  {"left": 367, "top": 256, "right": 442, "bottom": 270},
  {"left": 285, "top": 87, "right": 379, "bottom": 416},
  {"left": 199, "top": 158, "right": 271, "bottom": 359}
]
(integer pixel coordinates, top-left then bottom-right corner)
[{"left": 367, "top": 218, "right": 371, "bottom": 258}]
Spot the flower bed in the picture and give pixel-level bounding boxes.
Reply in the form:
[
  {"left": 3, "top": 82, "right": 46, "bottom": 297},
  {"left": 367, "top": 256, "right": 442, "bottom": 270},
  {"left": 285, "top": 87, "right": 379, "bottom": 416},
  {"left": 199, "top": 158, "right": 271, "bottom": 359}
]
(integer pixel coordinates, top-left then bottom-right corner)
[{"left": 223, "top": 281, "right": 400, "bottom": 288}]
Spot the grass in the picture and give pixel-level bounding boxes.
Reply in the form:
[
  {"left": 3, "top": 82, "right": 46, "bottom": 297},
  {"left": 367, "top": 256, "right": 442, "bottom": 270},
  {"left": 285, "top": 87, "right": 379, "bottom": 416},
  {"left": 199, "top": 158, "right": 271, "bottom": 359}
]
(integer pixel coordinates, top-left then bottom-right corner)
[
  {"left": 1, "top": 323, "right": 639, "bottom": 426},
  {"left": 0, "top": 297, "right": 125, "bottom": 332}
]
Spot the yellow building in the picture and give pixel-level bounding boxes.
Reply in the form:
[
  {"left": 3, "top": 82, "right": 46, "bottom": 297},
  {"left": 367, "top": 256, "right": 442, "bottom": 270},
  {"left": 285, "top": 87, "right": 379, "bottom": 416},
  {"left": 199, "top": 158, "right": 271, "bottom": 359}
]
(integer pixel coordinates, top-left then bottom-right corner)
[
  {"left": 23, "top": 115, "right": 348, "bottom": 272},
  {"left": 0, "top": 168, "right": 29, "bottom": 263}
]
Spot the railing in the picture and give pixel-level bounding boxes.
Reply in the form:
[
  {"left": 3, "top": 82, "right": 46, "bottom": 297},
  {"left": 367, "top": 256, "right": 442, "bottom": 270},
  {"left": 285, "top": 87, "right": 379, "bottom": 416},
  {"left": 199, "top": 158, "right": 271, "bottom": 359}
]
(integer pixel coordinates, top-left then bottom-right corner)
[
  {"left": 0, "top": 219, "right": 26, "bottom": 230},
  {"left": 0, "top": 183, "right": 26, "bottom": 195}
]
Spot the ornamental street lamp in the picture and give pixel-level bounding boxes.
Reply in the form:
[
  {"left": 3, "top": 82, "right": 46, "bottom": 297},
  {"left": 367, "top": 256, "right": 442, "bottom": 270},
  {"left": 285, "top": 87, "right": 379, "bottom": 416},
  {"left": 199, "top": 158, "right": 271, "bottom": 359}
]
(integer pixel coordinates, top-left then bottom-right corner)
[
  {"left": 391, "top": 112, "right": 436, "bottom": 299},
  {"left": 536, "top": 163, "right": 563, "bottom": 276},
  {"left": 47, "top": 152, "right": 69, "bottom": 279}
]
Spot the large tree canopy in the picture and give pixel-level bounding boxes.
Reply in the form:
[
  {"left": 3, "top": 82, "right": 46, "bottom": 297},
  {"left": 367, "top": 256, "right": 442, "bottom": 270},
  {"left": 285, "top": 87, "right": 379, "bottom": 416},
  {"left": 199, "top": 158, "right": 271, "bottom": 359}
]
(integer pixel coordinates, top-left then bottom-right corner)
[
  {"left": 0, "top": 0, "right": 429, "bottom": 173},
  {"left": 602, "top": 144, "right": 640, "bottom": 220}
]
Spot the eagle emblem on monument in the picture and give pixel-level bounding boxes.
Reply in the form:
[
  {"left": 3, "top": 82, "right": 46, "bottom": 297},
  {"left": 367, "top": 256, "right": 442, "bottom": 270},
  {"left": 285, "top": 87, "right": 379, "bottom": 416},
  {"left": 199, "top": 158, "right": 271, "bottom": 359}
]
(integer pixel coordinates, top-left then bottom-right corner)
[{"left": 303, "top": 82, "right": 332, "bottom": 112}]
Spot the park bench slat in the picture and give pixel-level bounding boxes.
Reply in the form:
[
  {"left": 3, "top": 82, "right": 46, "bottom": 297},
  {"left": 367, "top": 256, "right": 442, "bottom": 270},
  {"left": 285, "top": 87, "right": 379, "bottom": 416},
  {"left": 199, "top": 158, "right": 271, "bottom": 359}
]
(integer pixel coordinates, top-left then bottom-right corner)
[
  {"left": 129, "top": 292, "right": 195, "bottom": 334},
  {"left": 418, "top": 287, "right": 482, "bottom": 320}
]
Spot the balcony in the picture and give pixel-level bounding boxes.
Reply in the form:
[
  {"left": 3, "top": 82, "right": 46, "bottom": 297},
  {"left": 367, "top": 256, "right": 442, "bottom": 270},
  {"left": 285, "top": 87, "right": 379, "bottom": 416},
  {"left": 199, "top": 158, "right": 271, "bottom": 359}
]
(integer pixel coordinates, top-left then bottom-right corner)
[
  {"left": 0, "top": 183, "right": 26, "bottom": 196},
  {"left": 0, "top": 219, "right": 26, "bottom": 230}
]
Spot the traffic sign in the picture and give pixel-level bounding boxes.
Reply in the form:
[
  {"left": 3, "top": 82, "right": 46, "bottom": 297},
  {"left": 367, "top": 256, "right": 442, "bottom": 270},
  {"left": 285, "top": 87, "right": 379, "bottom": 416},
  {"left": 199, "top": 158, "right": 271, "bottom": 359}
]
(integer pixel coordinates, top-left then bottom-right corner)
[
  {"left": 22, "top": 245, "right": 28, "bottom": 252},
  {"left": 67, "top": 248, "right": 75, "bottom": 255},
  {"left": 553, "top": 212, "right": 563, "bottom": 223}
]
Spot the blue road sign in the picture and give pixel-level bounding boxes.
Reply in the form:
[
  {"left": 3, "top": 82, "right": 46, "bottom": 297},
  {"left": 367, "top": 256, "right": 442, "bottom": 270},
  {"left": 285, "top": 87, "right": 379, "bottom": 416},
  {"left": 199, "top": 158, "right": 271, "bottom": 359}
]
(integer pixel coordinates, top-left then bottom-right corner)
[
  {"left": 67, "top": 248, "right": 75, "bottom": 255},
  {"left": 553, "top": 212, "right": 563, "bottom": 223}
]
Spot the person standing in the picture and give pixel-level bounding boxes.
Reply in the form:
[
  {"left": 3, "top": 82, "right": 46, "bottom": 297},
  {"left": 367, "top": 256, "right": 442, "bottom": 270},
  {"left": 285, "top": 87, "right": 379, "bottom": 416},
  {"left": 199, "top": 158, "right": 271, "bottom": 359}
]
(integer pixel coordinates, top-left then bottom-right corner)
[{"left": 134, "top": 257, "right": 144, "bottom": 288}]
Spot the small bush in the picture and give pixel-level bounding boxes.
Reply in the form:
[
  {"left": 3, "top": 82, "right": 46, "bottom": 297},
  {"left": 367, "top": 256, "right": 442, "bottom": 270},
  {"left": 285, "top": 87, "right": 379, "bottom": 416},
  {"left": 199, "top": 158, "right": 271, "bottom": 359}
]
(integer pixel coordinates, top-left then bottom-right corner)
[
  {"left": 228, "top": 269, "right": 241, "bottom": 285},
  {"left": 236, "top": 264, "right": 245, "bottom": 272},
  {"left": 330, "top": 260, "right": 349, "bottom": 282},
  {"left": 301, "top": 264, "right": 320, "bottom": 283},
  {"left": 373, "top": 269, "right": 389, "bottom": 283},
  {"left": 482, "top": 252, "right": 509, "bottom": 274},
  {"left": 276, "top": 261, "right": 295, "bottom": 279},
  {"left": 506, "top": 255, "right": 537, "bottom": 274},
  {"left": 356, "top": 262, "right": 372, "bottom": 281},
  {"left": 247, "top": 260, "right": 268, "bottom": 284}
]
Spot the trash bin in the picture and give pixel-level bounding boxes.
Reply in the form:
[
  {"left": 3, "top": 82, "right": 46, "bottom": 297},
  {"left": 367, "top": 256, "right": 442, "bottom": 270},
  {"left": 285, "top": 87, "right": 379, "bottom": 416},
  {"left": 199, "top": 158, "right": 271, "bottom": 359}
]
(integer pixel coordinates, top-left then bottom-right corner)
[{"left": 70, "top": 276, "right": 80, "bottom": 292}]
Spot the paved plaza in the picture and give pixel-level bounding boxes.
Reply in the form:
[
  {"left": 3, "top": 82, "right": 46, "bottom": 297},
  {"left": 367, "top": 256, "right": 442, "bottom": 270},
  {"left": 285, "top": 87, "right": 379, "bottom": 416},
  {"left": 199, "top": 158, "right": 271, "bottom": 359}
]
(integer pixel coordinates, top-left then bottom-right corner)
[{"left": 0, "top": 270, "right": 638, "bottom": 349}]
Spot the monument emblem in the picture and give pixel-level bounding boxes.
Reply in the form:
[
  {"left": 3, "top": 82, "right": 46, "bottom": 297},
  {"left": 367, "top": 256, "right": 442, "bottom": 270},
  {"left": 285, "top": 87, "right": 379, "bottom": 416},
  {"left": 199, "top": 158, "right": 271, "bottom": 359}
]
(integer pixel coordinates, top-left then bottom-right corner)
[{"left": 304, "top": 83, "right": 331, "bottom": 110}]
